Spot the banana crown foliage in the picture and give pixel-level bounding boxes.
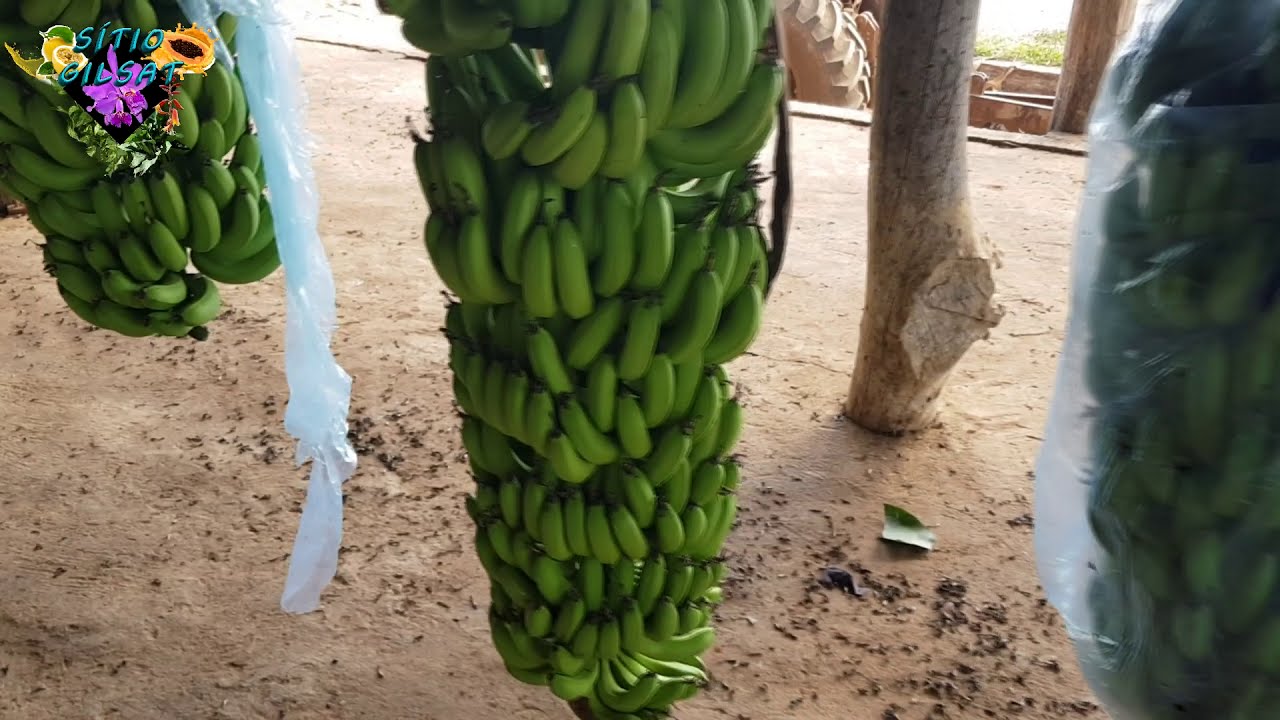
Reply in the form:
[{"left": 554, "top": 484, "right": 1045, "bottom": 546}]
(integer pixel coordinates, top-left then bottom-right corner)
[
  {"left": 0, "top": 0, "right": 281, "bottom": 340},
  {"left": 392, "top": 0, "right": 781, "bottom": 717}
]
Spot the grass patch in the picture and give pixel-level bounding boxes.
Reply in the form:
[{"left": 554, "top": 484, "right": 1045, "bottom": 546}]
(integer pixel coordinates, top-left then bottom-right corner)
[{"left": 974, "top": 29, "right": 1067, "bottom": 67}]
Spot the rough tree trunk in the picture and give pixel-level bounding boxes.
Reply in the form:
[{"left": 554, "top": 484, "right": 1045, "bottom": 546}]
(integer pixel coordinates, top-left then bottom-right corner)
[
  {"left": 843, "top": 0, "right": 1003, "bottom": 434},
  {"left": 1051, "top": 0, "right": 1138, "bottom": 134}
]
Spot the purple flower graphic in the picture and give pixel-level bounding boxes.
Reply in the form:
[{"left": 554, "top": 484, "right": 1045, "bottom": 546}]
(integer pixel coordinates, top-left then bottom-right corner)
[{"left": 82, "top": 45, "right": 150, "bottom": 129}]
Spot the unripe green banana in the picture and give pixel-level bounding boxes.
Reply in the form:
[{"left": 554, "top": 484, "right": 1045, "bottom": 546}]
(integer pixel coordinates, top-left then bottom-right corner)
[
  {"left": 548, "top": 0, "right": 609, "bottom": 92},
  {"left": 441, "top": 0, "right": 514, "bottom": 52},
  {"left": 617, "top": 299, "right": 663, "bottom": 381},
  {"left": 584, "top": 355, "right": 619, "bottom": 432},
  {"left": 664, "top": 460, "right": 693, "bottom": 514},
  {"left": 616, "top": 392, "right": 653, "bottom": 459},
  {"left": 610, "top": 505, "right": 650, "bottom": 561},
  {"left": 482, "top": 100, "right": 534, "bottom": 160},
  {"left": 639, "top": 3, "right": 681, "bottom": 135},
  {"left": 54, "top": 263, "right": 104, "bottom": 304},
  {"left": 621, "top": 465, "right": 658, "bottom": 529},
  {"left": 539, "top": 496, "right": 574, "bottom": 562},
  {"left": 521, "top": 87, "right": 597, "bottom": 166},
  {"left": 629, "top": 192, "right": 676, "bottom": 291},
  {"left": 500, "top": 171, "right": 542, "bottom": 283},
  {"left": 552, "top": 217, "right": 595, "bottom": 319},
  {"left": 586, "top": 502, "right": 623, "bottom": 564},
  {"left": 563, "top": 490, "right": 592, "bottom": 557},
  {"left": 25, "top": 95, "right": 99, "bottom": 171},
  {"left": 566, "top": 296, "right": 625, "bottom": 370},
  {"left": 591, "top": 182, "right": 638, "bottom": 297},
  {"left": 662, "top": 269, "right": 724, "bottom": 364},
  {"left": 557, "top": 394, "right": 620, "bottom": 465},
  {"left": 457, "top": 214, "right": 517, "bottom": 304},
  {"left": 43, "top": 236, "right": 86, "bottom": 266},
  {"left": 664, "top": 0, "right": 730, "bottom": 129},
  {"left": 600, "top": 81, "right": 648, "bottom": 179}
]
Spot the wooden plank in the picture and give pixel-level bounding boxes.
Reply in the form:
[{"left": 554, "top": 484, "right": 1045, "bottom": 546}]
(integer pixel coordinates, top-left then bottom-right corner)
[
  {"left": 970, "top": 94, "right": 1053, "bottom": 135},
  {"left": 974, "top": 61, "right": 1060, "bottom": 95},
  {"left": 786, "top": 100, "right": 1089, "bottom": 156},
  {"left": 984, "top": 91, "right": 1055, "bottom": 107},
  {"left": 1052, "top": 0, "right": 1138, "bottom": 133}
]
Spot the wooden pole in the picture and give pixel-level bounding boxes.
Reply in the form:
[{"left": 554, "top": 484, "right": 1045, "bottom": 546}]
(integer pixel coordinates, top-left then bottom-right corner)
[
  {"left": 843, "top": 0, "right": 1003, "bottom": 434},
  {"left": 1051, "top": 0, "right": 1138, "bottom": 134}
]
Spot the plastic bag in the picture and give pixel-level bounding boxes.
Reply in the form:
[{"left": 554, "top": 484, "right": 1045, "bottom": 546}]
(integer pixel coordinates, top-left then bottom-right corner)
[
  {"left": 1035, "top": 1, "right": 1280, "bottom": 717},
  {"left": 178, "top": 0, "right": 357, "bottom": 615}
]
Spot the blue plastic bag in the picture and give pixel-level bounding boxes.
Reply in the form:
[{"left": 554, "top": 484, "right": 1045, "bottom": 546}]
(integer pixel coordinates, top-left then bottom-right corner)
[{"left": 179, "top": 0, "right": 357, "bottom": 615}]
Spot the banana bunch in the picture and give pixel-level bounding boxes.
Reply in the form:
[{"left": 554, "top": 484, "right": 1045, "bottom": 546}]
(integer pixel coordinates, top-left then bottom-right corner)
[
  {"left": 1053, "top": 12, "right": 1280, "bottom": 720},
  {"left": 384, "top": 0, "right": 781, "bottom": 716},
  {"left": 0, "top": 0, "right": 281, "bottom": 339}
]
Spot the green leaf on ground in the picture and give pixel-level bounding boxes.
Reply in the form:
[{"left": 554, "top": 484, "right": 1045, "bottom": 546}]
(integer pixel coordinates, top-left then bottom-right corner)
[{"left": 881, "top": 504, "right": 936, "bottom": 551}]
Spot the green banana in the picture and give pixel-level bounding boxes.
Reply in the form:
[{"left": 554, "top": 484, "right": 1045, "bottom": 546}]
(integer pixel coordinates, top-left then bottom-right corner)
[
  {"left": 584, "top": 355, "right": 619, "bottom": 432},
  {"left": 440, "top": 0, "right": 513, "bottom": 52},
  {"left": 457, "top": 213, "right": 517, "bottom": 304},
  {"left": 548, "top": 110, "right": 607, "bottom": 190},
  {"left": 191, "top": 242, "right": 281, "bottom": 286},
  {"left": 631, "top": 191, "right": 675, "bottom": 290},
  {"left": 618, "top": 299, "right": 663, "bottom": 381},
  {"left": 548, "top": 0, "right": 609, "bottom": 92},
  {"left": 591, "top": 182, "right": 637, "bottom": 296},
  {"left": 600, "top": 81, "right": 648, "bottom": 179},
  {"left": 25, "top": 95, "right": 99, "bottom": 171},
  {"left": 7, "top": 145, "right": 102, "bottom": 193},
  {"left": 521, "top": 223, "right": 559, "bottom": 317},
  {"left": 664, "top": 0, "right": 730, "bottom": 129},
  {"left": 184, "top": 186, "right": 223, "bottom": 254},
  {"left": 552, "top": 217, "right": 595, "bottom": 319},
  {"left": 566, "top": 295, "right": 625, "bottom": 369},
  {"left": 638, "top": 3, "right": 681, "bottom": 135},
  {"left": 521, "top": 87, "right": 597, "bottom": 166}
]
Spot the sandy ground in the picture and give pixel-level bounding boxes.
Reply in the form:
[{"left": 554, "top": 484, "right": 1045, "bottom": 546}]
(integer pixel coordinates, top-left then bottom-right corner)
[{"left": 0, "top": 41, "right": 1098, "bottom": 720}]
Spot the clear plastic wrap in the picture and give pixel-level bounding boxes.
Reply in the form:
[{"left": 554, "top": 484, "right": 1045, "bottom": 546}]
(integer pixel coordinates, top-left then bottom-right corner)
[
  {"left": 178, "top": 0, "right": 357, "bottom": 615},
  {"left": 1035, "top": 1, "right": 1280, "bottom": 717}
]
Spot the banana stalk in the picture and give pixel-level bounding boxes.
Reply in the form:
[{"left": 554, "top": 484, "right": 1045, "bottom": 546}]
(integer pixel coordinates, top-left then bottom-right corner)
[
  {"left": 0, "top": 0, "right": 280, "bottom": 340},
  {"left": 389, "top": 0, "right": 786, "bottom": 716}
]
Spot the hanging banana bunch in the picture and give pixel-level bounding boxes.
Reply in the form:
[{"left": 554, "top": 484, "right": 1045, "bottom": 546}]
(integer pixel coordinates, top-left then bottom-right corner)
[
  {"left": 0, "top": 0, "right": 279, "bottom": 339},
  {"left": 384, "top": 0, "right": 784, "bottom": 716}
]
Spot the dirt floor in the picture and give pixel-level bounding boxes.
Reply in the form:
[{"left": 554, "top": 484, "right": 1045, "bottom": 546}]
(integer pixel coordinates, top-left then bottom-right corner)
[{"left": 0, "top": 41, "right": 1096, "bottom": 720}]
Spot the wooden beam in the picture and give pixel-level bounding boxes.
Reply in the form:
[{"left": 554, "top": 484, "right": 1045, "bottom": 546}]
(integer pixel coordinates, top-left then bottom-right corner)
[
  {"left": 1051, "top": 0, "right": 1138, "bottom": 134},
  {"left": 970, "top": 94, "right": 1053, "bottom": 135},
  {"left": 975, "top": 61, "right": 1060, "bottom": 96}
]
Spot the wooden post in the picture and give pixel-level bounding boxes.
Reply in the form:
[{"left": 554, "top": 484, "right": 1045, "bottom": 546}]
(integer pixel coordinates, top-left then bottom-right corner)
[
  {"left": 1051, "top": 0, "right": 1138, "bottom": 134},
  {"left": 843, "top": 0, "right": 1003, "bottom": 434}
]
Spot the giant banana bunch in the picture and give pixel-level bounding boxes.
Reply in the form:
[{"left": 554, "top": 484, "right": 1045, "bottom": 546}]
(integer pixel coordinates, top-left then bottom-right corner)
[
  {"left": 0, "top": 0, "right": 280, "bottom": 339},
  {"left": 383, "top": 0, "right": 782, "bottom": 716},
  {"left": 1048, "top": 5, "right": 1280, "bottom": 720}
]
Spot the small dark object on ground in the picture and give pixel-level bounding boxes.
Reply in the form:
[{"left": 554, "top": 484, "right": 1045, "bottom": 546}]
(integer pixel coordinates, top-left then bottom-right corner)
[
  {"left": 0, "top": 198, "right": 26, "bottom": 217},
  {"left": 820, "top": 566, "right": 868, "bottom": 597}
]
